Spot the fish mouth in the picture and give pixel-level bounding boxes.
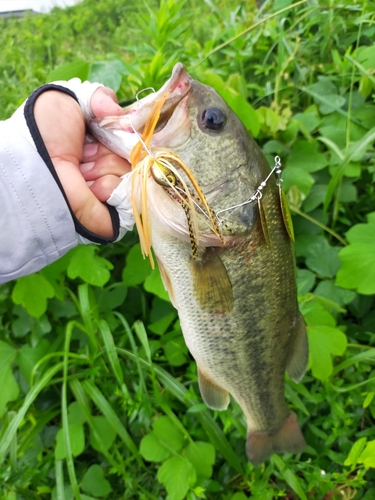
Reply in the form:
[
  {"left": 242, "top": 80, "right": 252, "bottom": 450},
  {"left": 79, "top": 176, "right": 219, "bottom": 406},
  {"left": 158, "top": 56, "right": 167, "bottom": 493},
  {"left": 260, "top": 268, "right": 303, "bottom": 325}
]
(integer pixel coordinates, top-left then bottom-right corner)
[
  {"left": 126, "top": 62, "right": 192, "bottom": 136},
  {"left": 88, "top": 63, "right": 193, "bottom": 155}
]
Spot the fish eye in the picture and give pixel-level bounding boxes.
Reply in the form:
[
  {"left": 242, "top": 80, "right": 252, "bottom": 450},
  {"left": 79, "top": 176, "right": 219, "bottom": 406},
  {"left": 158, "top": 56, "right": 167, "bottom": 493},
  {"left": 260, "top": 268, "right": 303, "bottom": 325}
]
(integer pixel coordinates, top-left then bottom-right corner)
[{"left": 201, "top": 107, "right": 226, "bottom": 131}]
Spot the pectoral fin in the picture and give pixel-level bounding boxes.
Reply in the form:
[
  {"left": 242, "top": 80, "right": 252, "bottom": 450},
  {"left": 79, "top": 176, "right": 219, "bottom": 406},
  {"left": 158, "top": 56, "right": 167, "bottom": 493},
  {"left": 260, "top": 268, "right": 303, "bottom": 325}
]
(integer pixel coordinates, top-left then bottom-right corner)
[
  {"left": 198, "top": 367, "right": 230, "bottom": 411},
  {"left": 286, "top": 312, "right": 309, "bottom": 383},
  {"left": 191, "top": 247, "right": 233, "bottom": 313},
  {"left": 156, "top": 258, "right": 176, "bottom": 308}
]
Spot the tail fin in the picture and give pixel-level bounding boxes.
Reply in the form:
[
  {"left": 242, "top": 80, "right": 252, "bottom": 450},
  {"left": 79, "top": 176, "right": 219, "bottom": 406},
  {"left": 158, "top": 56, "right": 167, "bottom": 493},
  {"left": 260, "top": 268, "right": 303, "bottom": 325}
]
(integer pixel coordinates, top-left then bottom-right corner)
[{"left": 246, "top": 412, "right": 305, "bottom": 467}]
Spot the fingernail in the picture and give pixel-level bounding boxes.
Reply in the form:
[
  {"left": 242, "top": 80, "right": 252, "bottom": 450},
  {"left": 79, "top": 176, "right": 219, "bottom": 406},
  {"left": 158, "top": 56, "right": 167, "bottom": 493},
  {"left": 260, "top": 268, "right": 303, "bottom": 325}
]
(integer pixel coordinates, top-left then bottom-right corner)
[
  {"left": 83, "top": 143, "right": 98, "bottom": 158},
  {"left": 80, "top": 162, "right": 95, "bottom": 173},
  {"left": 86, "top": 180, "right": 95, "bottom": 187}
]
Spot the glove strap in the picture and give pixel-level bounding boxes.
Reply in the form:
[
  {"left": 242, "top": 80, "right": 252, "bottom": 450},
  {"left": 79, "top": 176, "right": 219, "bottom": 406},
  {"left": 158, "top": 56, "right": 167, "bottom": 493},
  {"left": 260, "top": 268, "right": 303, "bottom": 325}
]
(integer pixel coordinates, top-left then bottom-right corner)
[{"left": 24, "top": 84, "right": 120, "bottom": 244}]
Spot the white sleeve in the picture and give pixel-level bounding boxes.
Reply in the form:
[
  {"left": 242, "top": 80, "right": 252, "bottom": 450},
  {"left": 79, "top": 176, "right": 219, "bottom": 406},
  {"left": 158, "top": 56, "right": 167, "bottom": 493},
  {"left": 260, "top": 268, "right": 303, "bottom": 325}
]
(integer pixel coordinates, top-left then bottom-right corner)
[
  {"left": 0, "top": 80, "right": 133, "bottom": 283},
  {"left": 0, "top": 118, "right": 78, "bottom": 283}
]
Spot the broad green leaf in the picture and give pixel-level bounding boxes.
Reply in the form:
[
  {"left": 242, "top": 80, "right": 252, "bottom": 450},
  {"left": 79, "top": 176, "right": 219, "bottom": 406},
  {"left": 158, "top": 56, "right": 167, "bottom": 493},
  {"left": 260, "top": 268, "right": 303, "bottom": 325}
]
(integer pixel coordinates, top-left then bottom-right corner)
[
  {"left": 336, "top": 216, "right": 375, "bottom": 294},
  {"left": 346, "top": 214, "right": 375, "bottom": 245},
  {"left": 185, "top": 441, "right": 215, "bottom": 478},
  {"left": 90, "top": 416, "right": 117, "bottom": 452},
  {"left": 319, "top": 121, "right": 346, "bottom": 150},
  {"left": 164, "top": 337, "right": 188, "bottom": 367},
  {"left": 157, "top": 456, "right": 196, "bottom": 500},
  {"left": 355, "top": 44, "right": 375, "bottom": 70},
  {"left": 231, "top": 494, "right": 249, "bottom": 500},
  {"left": 362, "top": 489, "right": 375, "bottom": 500},
  {"left": 148, "top": 311, "right": 177, "bottom": 335},
  {"left": 302, "top": 184, "right": 327, "bottom": 213},
  {"left": 314, "top": 280, "right": 355, "bottom": 307},
  {"left": 55, "top": 423, "right": 85, "bottom": 460},
  {"left": 152, "top": 416, "right": 185, "bottom": 452},
  {"left": 17, "top": 339, "right": 51, "bottom": 384},
  {"left": 122, "top": 243, "right": 152, "bottom": 286},
  {"left": 12, "top": 274, "right": 55, "bottom": 317},
  {"left": 220, "top": 89, "right": 260, "bottom": 137},
  {"left": 297, "top": 269, "right": 316, "bottom": 295},
  {"left": 308, "top": 78, "right": 346, "bottom": 115},
  {"left": 67, "top": 402, "right": 86, "bottom": 426},
  {"left": 286, "top": 140, "right": 327, "bottom": 173},
  {"left": 359, "top": 440, "right": 375, "bottom": 468},
  {"left": 67, "top": 246, "right": 113, "bottom": 286},
  {"left": 308, "top": 325, "right": 347, "bottom": 380},
  {"left": 81, "top": 465, "right": 112, "bottom": 497},
  {"left": 47, "top": 60, "right": 90, "bottom": 82},
  {"left": 338, "top": 179, "right": 357, "bottom": 203},
  {"left": 144, "top": 267, "right": 170, "bottom": 302},
  {"left": 300, "top": 299, "right": 336, "bottom": 327},
  {"left": 344, "top": 437, "right": 367, "bottom": 466},
  {"left": 273, "top": 0, "right": 293, "bottom": 11},
  {"left": 328, "top": 162, "right": 361, "bottom": 179},
  {"left": 281, "top": 167, "right": 315, "bottom": 196},
  {"left": 139, "top": 432, "right": 171, "bottom": 462},
  {"left": 0, "top": 341, "right": 20, "bottom": 416},
  {"left": 96, "top": 284, "right": 127, "bottom": 313},
  {"left": 305, "top": 238, "right": 341, "bottom": 278},
  {"left": 292, "top": 111, "right": 320, "bottom": 134},
  {"left": 89, "top": 60, "right": 125, "bottom": 92},
  {"left": 257, "top": 106, "right": 286, "bottom": 134}
]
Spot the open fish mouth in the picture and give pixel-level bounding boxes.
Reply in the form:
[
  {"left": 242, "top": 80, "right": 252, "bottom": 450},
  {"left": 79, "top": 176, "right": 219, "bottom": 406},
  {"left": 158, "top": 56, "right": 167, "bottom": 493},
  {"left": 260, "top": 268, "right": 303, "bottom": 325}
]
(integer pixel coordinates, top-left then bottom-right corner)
[{"left": 88, "top": 63, "right": 193, "bottom": 158}]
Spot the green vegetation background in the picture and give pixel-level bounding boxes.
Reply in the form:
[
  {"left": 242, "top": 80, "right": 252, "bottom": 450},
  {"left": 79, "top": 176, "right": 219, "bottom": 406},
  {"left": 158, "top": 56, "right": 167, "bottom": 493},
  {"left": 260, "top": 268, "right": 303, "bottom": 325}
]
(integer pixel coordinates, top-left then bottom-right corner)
[{"left": 0, "top": 0, "right": 375, "bottom": 499}]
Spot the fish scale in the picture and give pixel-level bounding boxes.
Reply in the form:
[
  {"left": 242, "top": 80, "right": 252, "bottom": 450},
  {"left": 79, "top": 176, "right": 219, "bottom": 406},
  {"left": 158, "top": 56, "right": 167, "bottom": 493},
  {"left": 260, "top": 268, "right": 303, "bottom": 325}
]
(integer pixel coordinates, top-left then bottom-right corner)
[{"left": 89, "top": 63, "right": 309, "bottom": 466}]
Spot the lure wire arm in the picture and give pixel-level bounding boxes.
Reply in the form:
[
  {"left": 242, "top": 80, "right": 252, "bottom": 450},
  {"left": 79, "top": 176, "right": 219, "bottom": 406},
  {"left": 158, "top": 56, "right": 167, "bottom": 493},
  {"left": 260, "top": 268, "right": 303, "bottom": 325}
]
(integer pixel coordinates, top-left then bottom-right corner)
[{"left": 215, "top": 156, "right": 283, "bottom": 223}]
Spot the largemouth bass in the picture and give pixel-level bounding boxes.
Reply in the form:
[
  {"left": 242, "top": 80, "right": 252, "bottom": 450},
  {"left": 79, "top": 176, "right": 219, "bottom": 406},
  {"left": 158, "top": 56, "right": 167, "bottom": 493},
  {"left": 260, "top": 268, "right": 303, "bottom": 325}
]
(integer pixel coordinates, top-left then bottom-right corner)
[{"left": 89, "top": 63, "right": 308, "bottom": 466}]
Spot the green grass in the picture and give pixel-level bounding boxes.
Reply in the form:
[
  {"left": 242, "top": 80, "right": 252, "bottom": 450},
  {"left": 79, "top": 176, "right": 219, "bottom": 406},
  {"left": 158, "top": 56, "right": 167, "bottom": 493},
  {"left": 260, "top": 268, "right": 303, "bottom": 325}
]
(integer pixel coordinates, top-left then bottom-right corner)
[{"left": 1, "top": 0, "right": 375, "bottom": 498}]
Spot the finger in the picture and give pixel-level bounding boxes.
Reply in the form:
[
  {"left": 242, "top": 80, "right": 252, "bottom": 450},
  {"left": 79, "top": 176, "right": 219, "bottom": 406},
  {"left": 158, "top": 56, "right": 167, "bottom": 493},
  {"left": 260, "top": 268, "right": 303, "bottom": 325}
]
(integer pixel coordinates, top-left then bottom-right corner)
[
  {"left": 54, "top": 158, "right": 116, "bottom": 238},
  {"left": 79, "top": 153, "right": 131, "bottom": 181},
  {"left": 91, "top": 87, "right": 125, "bottom": 118},
  {"left": 82, "top": 141, "right": 127, "bottom": 162},
  {"left": 87, "top": 175, "right": 123, "bottom": 202}
]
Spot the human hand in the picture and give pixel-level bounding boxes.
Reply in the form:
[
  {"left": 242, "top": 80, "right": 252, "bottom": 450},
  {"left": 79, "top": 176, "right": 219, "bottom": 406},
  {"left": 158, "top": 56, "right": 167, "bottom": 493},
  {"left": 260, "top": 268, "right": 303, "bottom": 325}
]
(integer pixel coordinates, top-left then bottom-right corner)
[{"left": 34, "top": 87, "right": 131, "bottom": 239}]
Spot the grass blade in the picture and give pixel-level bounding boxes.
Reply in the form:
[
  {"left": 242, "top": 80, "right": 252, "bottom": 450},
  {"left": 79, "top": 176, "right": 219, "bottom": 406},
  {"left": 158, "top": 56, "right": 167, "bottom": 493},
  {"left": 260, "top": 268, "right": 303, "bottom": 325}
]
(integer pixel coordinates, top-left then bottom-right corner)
[
  {"left": 70, "top": 378, "right": 125, "bottom": 474},
  {"left": 117, "top": 347, "right": 245, "bottom": 474},
  {"left": 77, "top": 284, "right": 98, "bottom": 350},
  {"left": 0, "top": 362, "right": 63, "bottom": 463},
  {"left": 55, "top": 460, "right": 65, "bottom": 500},
  {"left": 81, "top": 379, "right": 145, "bottom": 469},
  {"left": 323, "top": 128, "right": 375, "bottom": 217},
  {"left": 98, "top": 318, "right": 129, "bottom": 397},
  {"left": 114, "top": 312, "right": 147, "bottom": 393},
  {"left": 62, "top": 322, "right": 82, "bottom": 500},
  {"left": 332, "top": 348, "right": 375, "bottom": 375}
]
